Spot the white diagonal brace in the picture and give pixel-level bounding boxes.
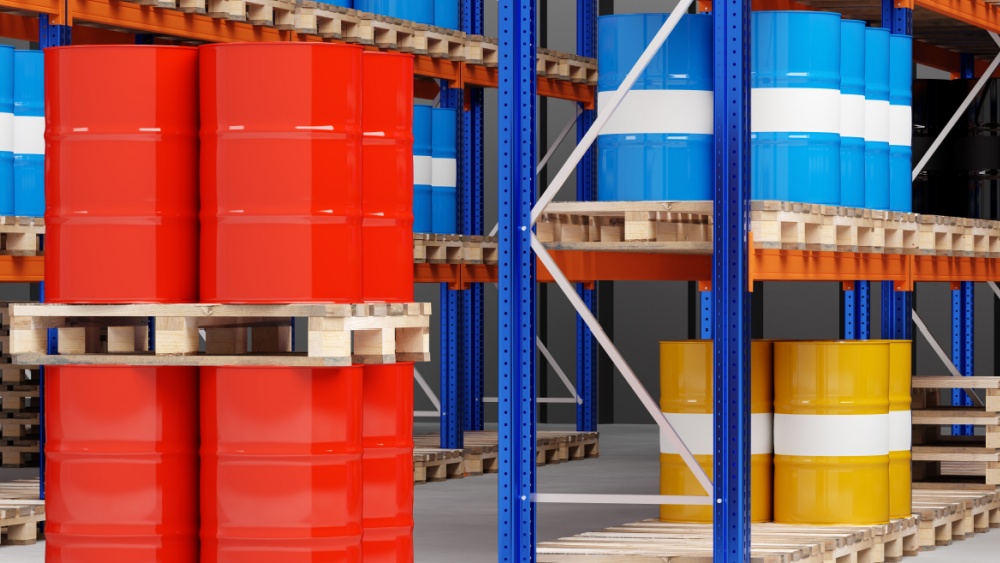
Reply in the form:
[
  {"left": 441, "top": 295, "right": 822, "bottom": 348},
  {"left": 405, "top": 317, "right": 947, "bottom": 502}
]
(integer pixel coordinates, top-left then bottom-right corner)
[
  {"left": 530, "top": 0, "right": 695, "bottom": 225},
  {"left": 988, "top": 281, "right": 1000, "bottom": 301},
  {"left": 531, "top": 234, "right": 713, "bottom": 494},
  {"left": 413, "top": 366, "right": 441, "bottom": 414},
  {"left": 536, "top": 336, "right": 583, "bottom": 404},
  {"left": 533, "top": 493, "right": 713, "bottom": 505},
  {"left": 911, "top": 309, "right": 985, "bottom": 408},
  {"left": 913, "top": 32, "right": 1000, "bottom": 180}
]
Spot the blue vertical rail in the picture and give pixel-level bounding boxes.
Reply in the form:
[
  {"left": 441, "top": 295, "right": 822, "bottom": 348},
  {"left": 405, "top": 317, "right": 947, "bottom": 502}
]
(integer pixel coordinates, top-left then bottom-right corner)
[
  {"left": 843, "top": 282, "right": 871, "bottom": 339},
  {"left": 498, "top": 0, "right": 537, "bottom": 560},
  {"left": 462, "top": 0, "right": 486, "bottom": 433},
  {"left": 37, "top": 15, "right": 71, "bottom": 503},
  {"left": 575, "top": 0, "right": 597, "bottom": 433},
  {"left": 713, "top": 0, "right": 752, "bottom": 561},
  {"left": 952, "top": 283, "right": 975, "bottom": 435},
  {"left": 700, "top": 289, "right": 712, "bottom": 339},
  {"left": 440, "top": 82, "right": 465, "bottom": 449}
]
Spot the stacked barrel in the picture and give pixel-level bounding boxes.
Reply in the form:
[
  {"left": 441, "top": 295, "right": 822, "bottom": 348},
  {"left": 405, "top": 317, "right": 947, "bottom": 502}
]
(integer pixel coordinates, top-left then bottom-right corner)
[
  {"left": 44, "top": 42, "right": 416, "bottom": 563},
  {"left": 412, "top": 106, "right": 458, "bottom": 234},
  {"left": 659, "top": 339, "right": 912, "bottom": 525},
  {"left": 596, "top": 11, "right": 913, "bottom": 211},
  {"left": 354, "top": 0, "right": 459, "bottom": 27},
  {"left": 0, "top": 46, "right": 46, "bottom": 217},
  {"left": 45, "top": 45, "right": 201, "bottom": 562}
]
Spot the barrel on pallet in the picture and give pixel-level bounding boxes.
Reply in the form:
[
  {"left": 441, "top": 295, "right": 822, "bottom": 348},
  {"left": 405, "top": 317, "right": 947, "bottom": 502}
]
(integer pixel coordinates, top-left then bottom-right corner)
[
  {"left": 413, "top": 105, "right": 433, "bottom": 233},
  {"left": 865, "top": 27, "right": 891, "bottom": 210},
  {"left": 200, "top": 42, "right": 364, "bottom": 303},
  {"left": 431, "top": 107, "right": 457, "bottom": 234},
  {"left": 362, "top": 51, "right": 414, "bottom": 303},
  {"left": 362, "top": 363, "right": 415, "bottom": 562},
  {"left": 752, "top": 11, "right": 841, "bottom": 205},
  {"left": 889, "top": 34, "right": 912, "bottom": 213},
  {"left": 13, "top": 50, "right": 44, "bottom": 217},
  {"left": 658, "top": 340, "right": 773, "bottom": 523},
  {"left": 774, "top": 340, "right": 891, "bottom": 525},
  {"left": 435, "top": 0, "right": 459, "bottom": 29},
  {"left": 45, "top": 46, "right": 200, "bottom": 302},
  {"left": 45, "top": 366, "right": 199, "bottom": 563},
  {"left": 840, "top": 20, "right": 866, "bottom": 207},
  {"left": 0, "top": 46, "right": 12, "bottom": 215},
  {"left": 201, "top": 367, "right": 363, "bottom": 562},
  {"left": 888, "top": 340, "right": 913, "bottom": 519},
  {"left": 597, "top": 13, "right": 712, "bottom": 201}
]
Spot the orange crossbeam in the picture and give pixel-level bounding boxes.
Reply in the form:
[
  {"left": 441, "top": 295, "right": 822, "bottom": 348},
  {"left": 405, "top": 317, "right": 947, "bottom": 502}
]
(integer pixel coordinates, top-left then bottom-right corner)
[
  {"left": 0, "top": 256, "right": 43, "bottom": 283},
  {"left": 916, "top": 0, "right": 1000, "bottom": 36}
]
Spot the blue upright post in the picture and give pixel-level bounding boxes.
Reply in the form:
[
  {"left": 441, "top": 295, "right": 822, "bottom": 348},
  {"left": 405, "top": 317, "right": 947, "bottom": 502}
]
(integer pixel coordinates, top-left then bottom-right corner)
[
  {"left": 440, "top": 81, "right": 465, "bottom": 449},
  {"left": 951, "top": 282, "right": 975, "bottom": 435},
  {"left": 37, "top": 14, "right": 70, "bottom": 503},
  {"left": 498, "top": 0, "right": 536, "bottom": 559},
  {"left": 844, "top": 282, "right": 871, "bottom": 339},
  {"left": 700, "top": 289, "right": 712, "bottom": 339},
  {"left": 575, "top": 0, "right": 597, "bottom": 433},
  {"left": 844, "top": 284, "right": 857, "bottom": 339},
  {"left": 462, "top": 0, "right": 486, "bottom": 433},
  {"left": 713, "top": 0, "right": 751, "bottom": 560}
]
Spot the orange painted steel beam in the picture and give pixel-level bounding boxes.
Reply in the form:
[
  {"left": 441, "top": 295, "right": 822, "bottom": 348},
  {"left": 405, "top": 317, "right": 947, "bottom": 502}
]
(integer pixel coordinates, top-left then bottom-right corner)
[
  {"left": 911, "top": 255, "right": 1000, "bottom": 283},
  {"left": 0, "top": 256, "right": 43, "bottom": 283},
  {"left": 0, "top": 0, "right": 58, "bottom": 16},
  {"left": 916, "top": 0, "right": 1000, "bottom": 36},
  {"left": 749, "top": 249, "right": 913, "bottom": 289},
  {"left": 463, "top": 64, "right": 595, "bottom": 108},
  {"left": 414, "top": 55, "right": 461, "bottom": 84},
  {"left": 0, "top": 12, "right": 37, "bottom": 41},
  {"left": 72, "top": 24, "right": 138, "bottom": 44}
]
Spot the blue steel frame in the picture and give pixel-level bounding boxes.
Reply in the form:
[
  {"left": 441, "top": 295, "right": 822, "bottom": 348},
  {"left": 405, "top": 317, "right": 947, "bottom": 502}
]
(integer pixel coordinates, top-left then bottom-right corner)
[
  {"left": 497, "top": 0, "right": 536, "bottom": 559},
  {"left": 713, "top": 0, "right": 752, "bottom": 560},
  {"left": 575, "top": 0, "right": 597, "bottom": 433},
  {"left": 462, "top": 0, "right": 486, "bottom": 433},
  {"left": 38, "top": 15, "right": 71, "bottom": 502},
  {"left": 952, "top": 282, "right": 975, "bottom": 434},
  {"left": 843, "top": 282, "right": 871, "bottom": 340},
  {"left": 440, "top": 81, "right": 465, "bottom": 449}
]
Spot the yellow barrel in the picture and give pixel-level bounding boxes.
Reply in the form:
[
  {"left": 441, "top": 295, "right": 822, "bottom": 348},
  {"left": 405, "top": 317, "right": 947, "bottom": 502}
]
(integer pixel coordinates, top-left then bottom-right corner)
[
  {"left": 773, "top": 341, "right": 890, "bottom": 525},
  {"left": 887, "top": 340, "right": 912, "bottom": 519},
  {"left": 658, "top": 340, "right": 773, "bottom": 523}
]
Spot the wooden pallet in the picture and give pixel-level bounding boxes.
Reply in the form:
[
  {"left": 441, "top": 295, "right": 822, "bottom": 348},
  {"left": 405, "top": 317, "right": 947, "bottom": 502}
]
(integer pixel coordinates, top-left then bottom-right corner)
[
  {"left": 413, "top": 234, "right": 499, "bottom": 266},
  {"left": 0, "top": 445, "right": 38, "bottom": 468},
  {"left": 538, "top": 517, "right": 920, "bottom": 563},
  {"left": 909, "top": 489, "right": 1000, "bottom": 534},
  {"left": 912, "top": 489, "right": 973, "bottom": 549},
  {"left": 0, "top": 479, "right": 44, "bottom": 546},
  {"left": 8, "top": 302, "right": 430, "bottom": 367},
  {"left": 535, "top": 200, "right": 1000, "bottom": 256},
  {"left": 0, "top": 217, "right": 43, "bottom": 257},
  {"left": 413, "top": 448, "right": 463, "bottom": 484}
]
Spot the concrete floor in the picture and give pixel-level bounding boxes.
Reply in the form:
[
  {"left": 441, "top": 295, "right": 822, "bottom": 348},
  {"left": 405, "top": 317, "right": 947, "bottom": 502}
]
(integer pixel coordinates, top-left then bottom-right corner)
[{"left": 3, "top": 424, "right": 999, "bottom": 562}]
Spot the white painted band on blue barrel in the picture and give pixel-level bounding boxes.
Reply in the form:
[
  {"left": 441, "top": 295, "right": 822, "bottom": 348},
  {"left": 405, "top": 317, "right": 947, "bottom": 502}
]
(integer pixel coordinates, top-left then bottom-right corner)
[
  {"left": 751, "top": 88, "right": 840, "bottom": 134},
  {"left": 597, "top": 90, "right": 713, "bottom": 135},
  {"left": 0, "top": 113, "right": 12, "bottom": 153},
  {"left": 864, "top": 99, "right": 890, "bottom": 144},
  {"left": 13, "top": 115, "right": 43, "bottom": 155},
  {"left": 431, "top": 157, "right": 457, "bottom": 188},
  {"left": 889, "top": 105, "right": 911, "bottom": 148},
  {"left": 841, "top": 94, "right": 865, "bottom": 140},
  {"left": 413, "top": 155, "right": 432, "bottom": 186}
]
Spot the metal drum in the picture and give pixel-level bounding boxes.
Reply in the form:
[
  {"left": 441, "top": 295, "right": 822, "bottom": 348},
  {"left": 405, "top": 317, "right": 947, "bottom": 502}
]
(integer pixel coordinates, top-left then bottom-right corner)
[
  {"left": 597, "top": 13, "right": 712, "bottom": 201},
  {"left": 658, "top": 340, "right": 773, "bottom": 523},
  {"left": 201, "top": 367, "right": 363, "bottom": 562},
  {"left": 413, "top": 105, "right": 433, "bottom": 233},
  {"left": 865, "top": 27, "right": 890, "bottom": 210},
  {"left": 0, "top": 46, "right": 12, "bottom": 215},
  {"left": 45, "top": 366, "right": 199, "bottom": 563},
  {"left": 774, "top": 341, "right": 891, "bottom": 525},
  {"left": 45, "top": 46, "right": 199, "bottom": 302},
  {"left": 200, "top": 43, "right": 364, "bottom": 303},
  {"left": 435, "top": 0, "right": 459, "bottom": 29},
  {"left": 13, "top": 50, "right": 43, "bottom": 217},
  {"left": 889, "top": 34, "right": 912, "bottom": 212},
  {"left": 431, "top": 107, "right": 457, "bottom": 234},
  {"left": 362, "top": 363, "right": 415, "bottom": 562},
  {"left": 888, "top": 340, "right": 912, "bottom": 519},
  {"left": 362, "top": 51, "right": 414, "bottom": 303},
  {"left": 840, "top": 20, "right": 866, "bottom": 207},
  {"left": 752, "top": 11, "right": 841, "bottom": 205},
  {"left": 357, "top": 1, "right": 432, "bottom": 25}
]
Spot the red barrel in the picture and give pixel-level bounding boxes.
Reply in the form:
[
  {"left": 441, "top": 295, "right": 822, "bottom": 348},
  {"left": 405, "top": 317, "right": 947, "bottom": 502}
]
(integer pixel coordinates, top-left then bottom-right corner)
[
  {"left": 200, "top": 43, "right": 364, "bottom": 303},
  {"left": 45, "top": 46, "right": 199, "bottom": 302},
  {"left": 201, "top": 367, "right": 363, "bottom": 562},
  {"left": 362, "top": 363, "right": 414, "bottom": 562},
  {"left": 45, "top": 367, "right": 199, "bottom": 562},
  {"left": 362, "top": 51, "right": 414, "bottom": 303}
]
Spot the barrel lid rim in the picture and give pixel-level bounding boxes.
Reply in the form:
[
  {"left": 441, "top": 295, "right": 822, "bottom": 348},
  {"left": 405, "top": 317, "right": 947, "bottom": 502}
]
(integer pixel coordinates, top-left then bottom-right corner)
[
  {"left": 598, "top": 12, "right": 710, "bottom": 20},
  {"left": 841, "top": 18, "right": 867, "bottom": 24},
  {"left": 198, "top": 42, "right": 365, "bottom": 51},
  {"left": 752, "top": 9, "right": 841, "bottom": 17},
  {"left": 44, "top": 44, "right": 198, "bottom": 51}
]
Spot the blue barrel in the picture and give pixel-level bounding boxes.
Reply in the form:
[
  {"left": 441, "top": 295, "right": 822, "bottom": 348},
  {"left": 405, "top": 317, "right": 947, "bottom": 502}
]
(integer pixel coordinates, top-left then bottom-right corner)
[
  {"left": 326, "top": 0, "right": 352, "bottom": 7},
  {"left": 889, "top": 34, "right": 912, "bottom": 212},
  {"left": 435, "top": 1, "right": 458, "bottom": 29},
  {"left": 840, "top": 20, "right": 866, "bottom": 207},
  {"left": 865, "top": 27, "right": 890, "bottom": 210},
  {"left": 0, "top": 46, "right": 13, "bottom": 216},
  {"left": 431, "top": 108, "right": 457, "bottom": 234},
  {"left": 358, "top": 0, "right": 433, "bottom": 24},
  {"left": 13, "top": 50, "right": 43, "bottom": 217},
  {"left": 413, "top": 105, "right": 432, "bottom": 233},
  {"left": 752, "top": 11, "right": 841, "bottom": 205},
  {"left": 597, "top": 13, "right": 712, "bottom": 201}
]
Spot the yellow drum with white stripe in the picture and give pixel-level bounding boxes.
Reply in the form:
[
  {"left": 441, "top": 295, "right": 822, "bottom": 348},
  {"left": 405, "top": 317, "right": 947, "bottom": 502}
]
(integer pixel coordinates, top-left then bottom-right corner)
[
  {"left": 774, "top": 341, "right": 890, "bottom": 525},
  {"left": 887, "top": 340, "right": 912, "bottom": 519},
  {"left": 658, "top": 340, "right": 773, "bottom": 523}
]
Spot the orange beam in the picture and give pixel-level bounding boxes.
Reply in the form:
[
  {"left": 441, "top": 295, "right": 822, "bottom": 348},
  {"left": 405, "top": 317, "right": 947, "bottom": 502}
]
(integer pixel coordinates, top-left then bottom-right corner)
[
  {"left": 749, "top": 250, "right": 912, "bottom": 289},
  {"left": 0, "top": 12, "right": 37, "bottom": 41},
  {"left": 0, "top": 256, "right": 43, "bottom": 283},
  {"left": 916, "top": 0, "right": 1000, "bottom": 36},
  {"left": 0, "top": 0, "right": 58, "bottom": 16},
  {"left": 462, "top": 63, "right": 595, "bottom": 108},
  {"left": 911, "top": 255, "right": 1000, "bottom": 283},
  {"left": 71, "top": 24, "right": 136, "bottom": 44}
]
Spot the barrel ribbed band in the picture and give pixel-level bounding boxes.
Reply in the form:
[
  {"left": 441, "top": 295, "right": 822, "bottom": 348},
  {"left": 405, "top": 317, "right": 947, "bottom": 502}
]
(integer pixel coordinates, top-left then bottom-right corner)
[
  {"left": 774, "top": 413, "right": 889, "bottom": 457},
  {"left": 889, "top": 104, "right": 911, "bottom": 148},
  {"left": 597, "top": 90, "right": 713, "bottom": 136},
  {"left": 431, "top": 157, "right": 457, "bottom": 188},
  {"left": 865, "top": 99, "right": 890, "bottom": 143},
  {"left": 841, "top": 93, "right": 865, "bottom": 139},
  {"left": 751, "top": 88, "right": 840, "bottom": 134},
  {"left": 0, "top": 113, "right": 13, "bottom": 153},
  {"left": 659, "top": 412, "right": 773, "bottom": 456},
  {"left": 413, "top": 155, "right": 432, "bottom": 186},
  {"left": 889, "top": 410, "right": 912, "bottom": 451}
]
